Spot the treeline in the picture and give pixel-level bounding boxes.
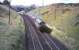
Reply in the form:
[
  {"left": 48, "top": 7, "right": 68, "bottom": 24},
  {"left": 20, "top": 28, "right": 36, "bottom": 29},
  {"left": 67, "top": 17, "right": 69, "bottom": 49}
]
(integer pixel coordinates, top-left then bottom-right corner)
[
  {"left": 52, "top": 3, "right": 79, "bottom": 7},
  {"left": 12, "top": 5, "right": 36, "bottom": 12},
  {"left": 0, "top": 0, "right": 10, "bottom": 6},
  {"left": 0, "top": 0, "right": 36, "bottom": 12}
]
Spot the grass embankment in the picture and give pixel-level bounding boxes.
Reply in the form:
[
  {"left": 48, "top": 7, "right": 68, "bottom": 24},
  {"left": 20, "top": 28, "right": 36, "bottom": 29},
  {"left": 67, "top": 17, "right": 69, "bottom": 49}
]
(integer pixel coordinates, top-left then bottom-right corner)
[
  {"left": 42, "top": 5, "right": 79, "bottom": 50},
  {"left": 30, "top": 5, "right": 79, "bottom": 50},
  {"left": 0, "top": 5, "right": 25, "bottom": 50}
]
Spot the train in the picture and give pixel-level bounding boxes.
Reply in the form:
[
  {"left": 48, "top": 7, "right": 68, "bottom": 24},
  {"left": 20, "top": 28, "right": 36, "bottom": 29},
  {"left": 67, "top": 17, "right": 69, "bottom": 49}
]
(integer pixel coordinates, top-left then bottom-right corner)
[
  {"left": 33, "top": 16, "right": 52, "bottom": 33},
  {"left": 18, "top": 11, "right": 52, "bottom": 33}
]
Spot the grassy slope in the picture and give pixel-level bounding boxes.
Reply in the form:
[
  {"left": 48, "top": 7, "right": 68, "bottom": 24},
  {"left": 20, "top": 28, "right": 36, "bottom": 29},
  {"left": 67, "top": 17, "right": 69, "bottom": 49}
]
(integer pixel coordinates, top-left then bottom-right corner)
[
  {"left": 0, "top": 5, "right": 25, "bottom": 50},
  {"left": 30, "top": 5, "right": 79, "bottom": 50}
]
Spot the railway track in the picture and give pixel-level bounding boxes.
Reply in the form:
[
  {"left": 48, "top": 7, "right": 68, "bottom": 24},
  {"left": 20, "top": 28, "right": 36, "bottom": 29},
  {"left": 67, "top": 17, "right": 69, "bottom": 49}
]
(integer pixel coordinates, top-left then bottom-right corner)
[{"left": 23, "top": 15, "right": 68, "bottom": 50}]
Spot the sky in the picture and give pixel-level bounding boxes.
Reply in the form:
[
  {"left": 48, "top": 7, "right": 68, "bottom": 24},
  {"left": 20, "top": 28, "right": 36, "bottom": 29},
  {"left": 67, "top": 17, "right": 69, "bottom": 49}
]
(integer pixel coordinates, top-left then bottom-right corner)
[{"left": 0, "top": 0, "right": 79, "bottom": 6}]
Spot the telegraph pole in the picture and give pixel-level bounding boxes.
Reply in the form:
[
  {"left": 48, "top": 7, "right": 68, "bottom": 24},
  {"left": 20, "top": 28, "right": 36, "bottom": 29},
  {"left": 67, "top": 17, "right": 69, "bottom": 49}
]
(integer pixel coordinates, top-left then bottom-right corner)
[
  {"left": 55, "top": 4, "right": 57, "bottom": 20},
  {"left": 7, "top": 0, "right": 11, "bottom": 24},
  {"left": 3, "top": 0, "right": 11, "bottom": 24},
  {"left": 9, "top": 0, "right": 10, "bottom": 24}
]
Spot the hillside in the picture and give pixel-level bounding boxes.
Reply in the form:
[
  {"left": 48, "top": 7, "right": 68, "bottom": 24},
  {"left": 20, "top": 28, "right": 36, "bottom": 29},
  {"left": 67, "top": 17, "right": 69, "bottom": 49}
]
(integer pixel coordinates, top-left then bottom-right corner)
[
  {"left": 0, "top": 5, "right": 25, "bottom": 50},
  {"left": 28, "top": 3, "right": 79, "bottom": 50}
]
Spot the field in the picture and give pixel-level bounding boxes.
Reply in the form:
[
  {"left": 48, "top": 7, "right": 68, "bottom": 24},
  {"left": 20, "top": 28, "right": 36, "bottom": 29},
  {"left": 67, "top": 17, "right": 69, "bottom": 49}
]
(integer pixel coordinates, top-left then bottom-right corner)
[
  {"left": 0, "top": 5, "right": 25, "bottom": 50},
  {"left": 30, "top": 4, "right": 79, "bottom": 50}
]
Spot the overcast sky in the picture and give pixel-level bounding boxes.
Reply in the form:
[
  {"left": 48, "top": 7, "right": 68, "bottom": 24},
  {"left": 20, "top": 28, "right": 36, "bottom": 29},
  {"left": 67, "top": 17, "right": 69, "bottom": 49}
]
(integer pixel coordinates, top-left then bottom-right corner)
[{"left": 0, "top": 0, "right": 79, "bottom": 6}]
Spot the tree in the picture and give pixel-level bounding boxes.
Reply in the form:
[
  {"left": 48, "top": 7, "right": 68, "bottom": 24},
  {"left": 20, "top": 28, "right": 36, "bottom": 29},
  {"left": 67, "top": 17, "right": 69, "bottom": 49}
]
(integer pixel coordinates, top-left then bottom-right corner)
[{"left": 3, "top": 0, "right": 10, "bottom": 6}]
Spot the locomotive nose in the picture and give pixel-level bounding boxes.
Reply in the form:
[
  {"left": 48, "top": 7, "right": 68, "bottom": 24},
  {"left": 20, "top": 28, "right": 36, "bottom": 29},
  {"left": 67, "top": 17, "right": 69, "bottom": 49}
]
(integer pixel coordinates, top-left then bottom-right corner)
[{"left": 39, "top": 22, "right": 52, "bottom": 33}]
